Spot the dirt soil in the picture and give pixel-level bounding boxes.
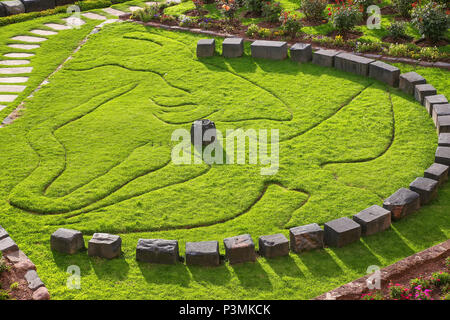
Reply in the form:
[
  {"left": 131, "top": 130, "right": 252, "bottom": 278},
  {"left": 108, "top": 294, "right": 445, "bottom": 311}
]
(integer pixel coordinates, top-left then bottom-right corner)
[{"left": 0, "top": 258, "right": 33, "bottom": 300}]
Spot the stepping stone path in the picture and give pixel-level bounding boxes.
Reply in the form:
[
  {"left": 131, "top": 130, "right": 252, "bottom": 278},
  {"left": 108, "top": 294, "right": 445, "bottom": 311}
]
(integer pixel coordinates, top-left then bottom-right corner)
[
  {"left": 7, "top": 44, "right": 40, "bottom": 50},
  {"left": 0, "top": 67, "right": 33, "bottom": 74},
  {"left": 102, "top": 7, "right": 125, "bottom": 16},
  {"left": 0, "top": 77, "right": 29, "bottom": 83},
  {"left": 44, "top": 23, "right": 71, "bottom": 31},
  {"left": 4, "top": 53, "right": 34, "bottom": 58},
  {"left": 0, "top": 85, "right": 26, "bottom": 92},
  {"left": 0, "top": 60, "right": 29, "bottom": 66},
  {"left": 81, "top": 12, "right": 107, "bottom": 20},
  {"left": 0, "top": 105, "right": 6, "bottom": 111},
  {"left": 30, "top": 29, "right": 58, "bottom": 36},
  {"left": 62, "top": 17, "right": 86, "bottom": 27},
  {"left": 10, "top": 36, "right": 47, "bottom": 43},
  {"left": 129, "top": 6, "right": 143, "bottom": 12}
]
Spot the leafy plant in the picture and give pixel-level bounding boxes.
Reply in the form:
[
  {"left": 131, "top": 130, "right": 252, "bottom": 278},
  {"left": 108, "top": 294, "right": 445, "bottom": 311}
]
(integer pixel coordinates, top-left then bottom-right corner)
[
  {"left": 413, "top": 285, "right": 433, "bottom": 300},
  {"left": 0, "top": 258, "right": 9, "bottom": 274},
  {"left": 446, "top": 257, "right": 450, "bottom": 269},
  {"left": 354, "top": 0, "right": 376, "bottom": 12},
  {"left": 392, "top": 0, "right": 415, "bottom": 17},
  {"left": 262, "top": 1, "right": 283, "bottom": 22},
  {"left": 279, "top": 10, "right": 303, "bottom": 37},
  {"left": 361, "top": 291, "right": 384, "bottom": 300},
  {"left": 410, "top": 276, "right": 431, "bottom": 290},
  {"left": 131, "top": 4, "right": 160, "bottom": 22},
  {"left": 388, "top": 282, "right": 412, "bottom": 300},
  {"left": 9, "top": 282, "right": 19, "bottom": 291},
  {"left": 219, "top": 0, "right": 239, "bottom": 21},
  {"left": 244, "top": 0, "right": 265, "bottom": 14},
  {"left": 258, "top": 27, "right": 272, "bottom": 38},
  {"left": 355, "top": 39, "right": 382, "bottom": 52},
  {"left": 411, "top": 2, "right": 449, "bottom": 41},
  {"left": 301, "top": 0, "right": 328, "bottom": 21},
  {"left": 0, "top": 290, "right": 9, "bottom": 301},
  {"left": 330, "top": 1, "right": 363, "bottom": 32},
  {"left": 246, "top": 23, "right": 260, "bottom": 36},
  {"left": 431, "top": 271, "right": 450, "bottom": 287},
  {"left": 178, "top": 14, "right": 194, "bottom": 26},
  {"left": 387, "top": 21, "right": 408, "bottom": 39}
]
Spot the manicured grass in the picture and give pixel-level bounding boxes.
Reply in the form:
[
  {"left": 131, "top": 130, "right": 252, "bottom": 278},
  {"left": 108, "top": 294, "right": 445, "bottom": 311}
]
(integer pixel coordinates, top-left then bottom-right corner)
[{"left": 0, "top": 20, "right": 448, "bottom": 300}]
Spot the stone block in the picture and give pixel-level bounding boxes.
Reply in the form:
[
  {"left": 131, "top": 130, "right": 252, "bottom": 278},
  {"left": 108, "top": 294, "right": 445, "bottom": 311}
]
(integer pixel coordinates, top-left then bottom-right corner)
[
  {"left": 55, "top": 0, "right": 75, "bottom": 6},
  {"left": 312, "top": 49, "right": 339, "bottom": 67},
  {"left": 334, "top": 52, "right": 374, "bottom": 76},
  {"left": 224, "top": 234, "right": 256, "bottom": 264},
  {"left": 425, "top": 94, "right": 448, "bottom": 115},
  {"left": 289, "top": 223, "right": 324, "bottom": 252},
  {"left": 409, "top": 177, "right": 439, "bottom": 205},
  {"left": 438, "top": 133, "right": 450, "bottom": 147},
  {"left": 21, "top": 0, "right": 55, "bottom": 13},
  {"left": 414, "top": 84, "right": 437, "bottom": 105},
  {"left": 424, "top": 163, "right": 449, "bottom": 187},
  {"left": 432, "top": 103, "right": 450, "bottom": 126},
  {"left": 196, "top": 39, "right": 215, "bottom": 58},
  {"left": 399, "top": 72, "right": 426, "bottom": 95},
  {"left": 2, "top": 0, "right": 25, "bottom": 15},
  {"left": 324, "top": 217, "right": 361, "bottom": 248},
  {"left": 369, "top": 60, "right": 400, "bottom": 87},
  {"left": 436, "top": 146, "right": 450, "bottom": 166},
  {"left": 251, "top": 40, "right": 287, "bottom": 60},
  {"left": 258, "top": 233, "right": 289, "bottom": 258},
  {"left": 0, "top": 3, "right": 6, "bottom": 17},
  {"left": 190, "top": 119, "right": 216, "bottom": 146},
  {"left": 290, "top": 43, "right": 312, "bottom": 63},
  {"left": 437, "top": 115, "right": 450, "bottom": 134},
  {"left": 88, "top": 233, "right": 121, "bottom": 259},
  {"left": 222, "top": 37, "right": 244, "bottom": 58},
  {"left": 32, "top": 286, "right": 50, "bottom": 300},
  {"left": 185, "top": 241, "right": 220, "bottom": 267},
  {"left": 136, "top": 239, "right": 179, "bottom": 264},
  {"left": 353, "top": 205, "right": 391, "bottom": 236},
  {"left": 383, "top": 188, "right": 420, "bottom": 221},
  {"left": 24, "top": 270, "right": 44, "bottom": 290},
  {"left": 50, "top": 228, "right": 85, "bottom": 255},
  {"left": 0, "top": 237, "right": 19, "bottom": 253},
  {"left": 0, "top": 225, "right": 8, "bottom": 240}
]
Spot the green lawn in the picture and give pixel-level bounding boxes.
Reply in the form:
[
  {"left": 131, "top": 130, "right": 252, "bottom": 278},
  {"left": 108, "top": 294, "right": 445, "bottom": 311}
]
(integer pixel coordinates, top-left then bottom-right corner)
[{"left": 0, "top": 18, "right": 449, "bottom": 300}]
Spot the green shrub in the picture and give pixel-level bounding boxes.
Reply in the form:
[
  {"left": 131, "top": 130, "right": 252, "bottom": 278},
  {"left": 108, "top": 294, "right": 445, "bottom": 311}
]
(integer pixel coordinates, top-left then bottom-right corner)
[
  {"left": 392, "top": 0, "right": 415, "bottom": 17},
  {"left": 258, "top": 27, "right": 272, "bottom": 38},
  {"left": 0, "top": 258, "right": 9, "bottom": 274},
  {"left": 361, "top": 291, "right": 383, "bottom": 300},
  {"left": 387, "top": 21, "right": 408, "bottom": 39},
  {"left": 330, "top": 4, "right": 363, "bottom": 32},
  {"left": 0, "top": 290, "right": 9, "bottom": 301},
  {"left": 131, "top": 4, "right": 160, "bottom": 22},
  {"left": 410, "top": 277, "right": 432, "bottom": 290},
  {"left": 354, "top": 0, "right": 376, "bottom": 11},
  {"left": 262, "top": 1, "right": 282, "bottom": 22},
  {"left": 279, "top": 10, "right": 303, "bottom": 37},
  {"left": 244, "top": 0, "right": 264, "bottom": 14},
  {"left": 446, "top": 257, "right": 450, "bottom": 269},
  {"left": 300, "top": 0, "right": 328, "bottom": 21},
  {"left": 246, "top": 23, "right": 260, "bottom": 36},
  {"left": 9, "top": 282, "right": 19, "bottom": 291},
  {"left": 431, "top": 271, "right": 450, "bottom": 287},
  {"left": 355, "top": 39, "right": 382, "bottom": 52},
  {"left": 388, "top": 282, "right": 411, "bottom": 300},
  {"left": 411, "top": 2, "right": 449, "bottom": 41}
]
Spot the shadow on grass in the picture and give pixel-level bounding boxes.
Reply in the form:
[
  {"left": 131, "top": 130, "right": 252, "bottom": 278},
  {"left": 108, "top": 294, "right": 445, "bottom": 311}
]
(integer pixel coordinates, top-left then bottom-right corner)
[
  {"left": 328, "top": 240, "right": 382, "bottom": 274},
  {"left": 298, "top": 248, "right": 344, "bottom": 277},
  {"left": 188, "top": 264, "right": 232, "bottom": 285},
  {"left": 138, "top": 261, "right": 190, "bottom": 287},
  {"left": 264, "top": 254, "right": 305, "bottom": 278},
  {"left": 231, "top": 260, "right": 272, "bottom": 289}
]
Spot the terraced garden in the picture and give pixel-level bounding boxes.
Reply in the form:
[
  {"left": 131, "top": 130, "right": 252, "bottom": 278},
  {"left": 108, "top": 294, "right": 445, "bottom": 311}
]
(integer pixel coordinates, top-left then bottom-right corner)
[{"left": 0, "top": 4, "right": 449, "bottom": 300}]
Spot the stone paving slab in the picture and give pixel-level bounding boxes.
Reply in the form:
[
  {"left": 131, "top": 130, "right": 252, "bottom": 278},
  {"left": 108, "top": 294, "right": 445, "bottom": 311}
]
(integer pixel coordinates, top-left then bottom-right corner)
[
  {"left": 11, "top": 36, "right": 47, "bottom": 43},
  {"left": 0, "top": 95, "right": 18, "bottom": 102},
  {"left": 0, "top": 60, "right": 30, "bottom": 66},
  {"left": 4, "top": 53, "right": 34, "bottom": 58},
  {"left": 0, "top": 77, "right": 29, "bottom": 83},
  {"left": 7, "top": 44, "right": 40, "bottom": 50},
  {"left": 0, "top": 85, "right": 26, "bottom": 92},
  {"left": 129, "top": 6, "right": 143, "bottom": 12},
  {"left": 0, "top": 67, "right": 33, "bottom": 74},
  {"left": 62, "top": 17, "right": 86, "bottom": 27},
  {"left": 30, "top": 29, "right": 58, "bottom": 36},
  {"left": 82, "top": 12, "right": 107, "bottom": 20},
  {"left": 102, "top": 7, "right": 125, "bottom": 16},
  {"left": 0, "top": 105, "right": 6, "bottom": 111},
  {"left": 44, "top": 23, "right": 71, "bottom": 31}
]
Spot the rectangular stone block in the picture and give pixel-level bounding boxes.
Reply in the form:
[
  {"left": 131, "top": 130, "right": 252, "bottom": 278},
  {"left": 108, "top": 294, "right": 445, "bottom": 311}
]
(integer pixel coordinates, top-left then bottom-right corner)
[
  {"left": 435, "top": 146, "right": 450, "bottom": 166},
  {"left": 409, "top": 177, "right": 438, "bottom": 205},
  {"left": 437, "top": 115, "right": 450, "bottom": 134},
  {"left": 324, "top": 217, "right": 361, "bottom": 248},
  {"left": 21, "top": 0, "right": 55, "bottom": 13},
  {"left": 88, "top": 233, "right": 121, "bottom": 259},
  {"left": 399, "top": 72, "right": 426, "bottom": 95},
  {"left": 353, "top": 205, "right": 391, "bottom": 236},
  {"left": 136, "top": 239, "right": 179, "bottom": 264},
  {"left": 369, "top": 60, "right": 400, "bottom": 87},
  {"left": 258, "top": 233, "right": 289, "bottom": 258},
  {"left": 432, "top": 103, "right": 450, "bottom": 126},
  {"left": 383, "top": 188, "right": 420, "bottom": 221},
  {"left": 289, "top": 223, "right": 324, "bottom": 252},
  {"left": 0, "top": 3, "right": 6, "bottom": 17},
  {"left": 0, "top": 236, "right": 19, "bottom": 253},
  {"left": 425, "top": 94, "right": 448, "bottom": 115},
  {"left": 312, "top": 49, "right": 339, "bottom": 67},
  {"left": 251, "top": 40, "right": 287, "bottom": 60},
  {"left": 2, "top": 0, "right": 25, "bottom": 15},
  {"left": 224, "top": 234, "right": 256, "bottom": 264},
  {"left": 185, "top": 241, "right": 220, "bottom": 267},
  {"left": 415, "top": 84, "right": 437, "bottom": 105},
  {"left": 196, "top": 39, "right": 215, "bottom": 58},
  {"left": 24, "top": 270, "right": 44, "bottom": 290},
  {"left": 438, "top": 133, "right": 450, "bottom": 147},
  {"left": 424, "top": 163, "right": 449, "bottom": 187},
  {"left": 334, "top": 53, "right": 374, "bottom": 77},
  {"left": 222, "top": 37, "right": 244, "bottom": 58},
  {"left": 50, "top": 228, "right": 85, "bottom": 255},
  {"left": 0, "top": 225, "right": 8, "bottom": 240},
  {"left": 290, "top": 43, "right": 312, "bottom": 63}
]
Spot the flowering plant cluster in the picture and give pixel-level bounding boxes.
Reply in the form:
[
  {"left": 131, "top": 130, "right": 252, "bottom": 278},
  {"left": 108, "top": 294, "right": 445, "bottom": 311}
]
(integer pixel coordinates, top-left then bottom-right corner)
[
  {"left": 388, "top": 282, "right": 412, "bottom": 300},
  {"left": 131, "top": 3, "right": 160, "bottom": 23},
  {"left": 393, "top": 0, "right": 415, "bottom": 17},
  {"left": 300, "top": 0, "right": 328, "bottom": 21},
  {"left": 279, "top": 10, "right": 303, "bottom": 37},
  {"left": 360, "top": 291, "right": 383, "bottom": 300},
  {"left": 219, "top": 0, "right": 239, "bottom": 21},
  {"left": 413, "top": 285, "right": 433, "bottom": 300},
  {"left": 179, "top": 14, "right": 195, "bottom": 27},
  {"left": 329, "top": 0, "right": 363, "bottom": 32},
  {"left": 411, "top": 2, "right": 449, "bottom": 41},
  {"left": 262, "top": 1, "right": 283, "bottom": 22}
]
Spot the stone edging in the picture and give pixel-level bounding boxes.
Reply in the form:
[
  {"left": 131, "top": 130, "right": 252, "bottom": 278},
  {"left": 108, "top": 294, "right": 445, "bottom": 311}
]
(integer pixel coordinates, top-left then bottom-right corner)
[
  {"left": 121, "top": 16, "right": 450, "bottom": 70},
  {"left": 0, "top": 225, "right": 50, "bottom": 300},
  {"left": 314, "top": 239, "right": 450, "bottom": 300}
]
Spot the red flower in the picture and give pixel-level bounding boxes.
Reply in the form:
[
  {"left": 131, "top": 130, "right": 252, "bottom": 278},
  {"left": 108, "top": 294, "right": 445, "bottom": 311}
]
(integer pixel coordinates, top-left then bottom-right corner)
[{"left": 328, "top": 12, "right": 332, "bottom": 16}]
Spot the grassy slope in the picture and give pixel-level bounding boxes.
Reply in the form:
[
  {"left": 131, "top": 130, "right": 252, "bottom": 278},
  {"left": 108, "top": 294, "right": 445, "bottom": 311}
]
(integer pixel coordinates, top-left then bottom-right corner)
[{"left": 0, "top": 21, "right": 448, "bottom": 300}]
